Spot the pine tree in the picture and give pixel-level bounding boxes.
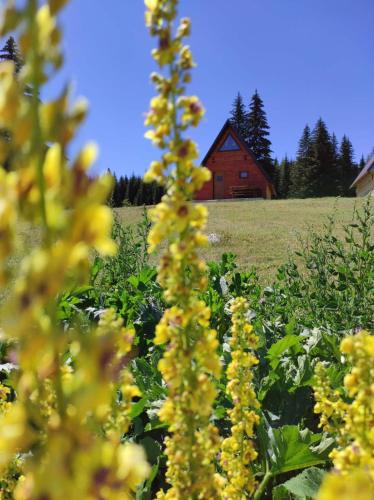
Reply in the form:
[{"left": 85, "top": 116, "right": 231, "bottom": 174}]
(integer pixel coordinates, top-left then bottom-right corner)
[
  {"left": 247, "top": 90, "right": 274, "bottom": 179},
  {"left": 127, "top": 175, "right": 137, "bottom": 205},
  {"left": 310, "top": 118, "right": 336, "bottom": 196},
  {"left": 117, "top": 176, "right": 127, "bottom": 205},
  {"left": 273, "top": 158, "right": 280, "bottom": 196},
  {"left": 290, "top": 125, "right": 313, "bottom": 198},
  {"left": 278, "top": 156, "right": 292, "bottom": 199},
  {"left": 338, "top": 135, "right": 356, "bottom": 197},
  {"left": 331, "top": 132, "right": 341, "bottom": 194},
  {"left": 367, "top": 148, "right": 374, "bottom": 161},
  {"left": 229, "top": 92, "right": 248, "bottom": 141},
  {"left": 359, "top": 155, "right": 366, "bottom": 170},
  {"left": 111, "top": 173, "right": 121, "bottom": 207},
  {"left": 0, "top": 36, "right": 23, "bottom": 73},
  {"left": 134, "top": 179, "right": 144, "bottom": 205}
]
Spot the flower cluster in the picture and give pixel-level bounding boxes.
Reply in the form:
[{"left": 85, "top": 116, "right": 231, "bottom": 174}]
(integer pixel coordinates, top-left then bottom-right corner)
[
  {"left": 220, "top": 297, "right": 260, "bottom": 499},
  {"left": 315, "top": 330, "right": 374, "bottom": 499},
  {"left": 0, "top": 1, "right": 148, "bottom": 497},
  {"left": 144, "top": 0, "right": 222, "bottom": 497},
  {"left": 0, "top": 383, "right": 12, "bottom": 415}
]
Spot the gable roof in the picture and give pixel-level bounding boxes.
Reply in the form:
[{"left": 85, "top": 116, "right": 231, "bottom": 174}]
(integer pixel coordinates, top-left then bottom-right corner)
[
  {"left": 202, "top": 120, "right": 275, "bottom": 191},
  {"left": 350, "top": 152, "right": 374, "bottom": 188}
]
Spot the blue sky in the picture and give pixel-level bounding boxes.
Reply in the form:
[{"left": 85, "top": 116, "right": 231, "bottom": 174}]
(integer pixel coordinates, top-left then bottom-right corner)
[{"left": 41, "top": 0, "right": 374, "bottom": 176}]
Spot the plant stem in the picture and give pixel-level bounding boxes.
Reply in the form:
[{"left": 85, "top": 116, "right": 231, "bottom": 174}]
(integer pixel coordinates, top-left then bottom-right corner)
[{"left": 253, "top": 471, "right": 273, "bottom": 500}]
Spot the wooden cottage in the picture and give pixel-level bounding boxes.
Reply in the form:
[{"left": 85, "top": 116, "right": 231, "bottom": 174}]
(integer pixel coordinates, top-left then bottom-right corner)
[
  {"left": 195, "top": 120, "right": 276, "bottom": 201},
  {"left": 350, "top": 153, "right": 374, "bottom": 196}
]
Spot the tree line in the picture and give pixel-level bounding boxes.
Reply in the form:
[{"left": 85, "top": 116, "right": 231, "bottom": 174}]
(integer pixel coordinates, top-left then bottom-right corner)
[
  {"left": 108, "top": 172, "right": 164, "bottom": 207},
  {"left": 230, "top": 91, "right": 367, "bottom": 198}
]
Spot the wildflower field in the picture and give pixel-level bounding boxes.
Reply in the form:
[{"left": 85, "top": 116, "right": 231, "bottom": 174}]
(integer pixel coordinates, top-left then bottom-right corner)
[{"left": 0, "top": 1, "right": 373, "bottom": 499}]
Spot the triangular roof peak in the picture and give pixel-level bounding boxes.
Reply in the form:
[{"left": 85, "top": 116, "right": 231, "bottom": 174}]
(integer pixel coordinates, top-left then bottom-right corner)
[
  {"left": 202, "top": 120, "right": 241, "bottom": 164},
  {"left": 202, "top": 120, "right": 274, "bottom": 187}
]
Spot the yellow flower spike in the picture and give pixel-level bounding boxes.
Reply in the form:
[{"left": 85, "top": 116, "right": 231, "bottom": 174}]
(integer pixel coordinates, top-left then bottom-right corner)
[
  {"left": 221, "top": 297, "right": 260, "bottom": 499},
  {"left": 314, "top": 330, "right": 374, "bottom": 494},
  {"left": 144, "top": 1, "right": 222, "bottom": 496},
  {"left": 0, "top": 1, "right": 149, "bottom": 496}
]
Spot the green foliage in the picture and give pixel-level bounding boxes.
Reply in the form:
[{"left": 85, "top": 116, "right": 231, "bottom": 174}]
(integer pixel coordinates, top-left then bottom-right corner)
[
  {"left": 50, "top": 201, "right": 373, "bottom": 498},
  {"left": 338, "top": 135, "right": 358, "bottom": 197},
  {"left": 289, "top": 120, "right": 360, "bottom": 199},
  {"left": 257, "top": 423, "right": 333, "bottom": 475},
  {"left": 109, "top": 173, "right": 164, "bottom": 207},
  {"left": 247, "top": 90, "right": 274, "bottom": 179},
  {"left": 229, "top": 89, "right": 275, "bottom": 179},
  {"left": 277, "top": 156, "right": 293, "bottom": 199},
  {"left": 94, "top": 209, "right": 151, "bottom": 290},
  {"left": 272, "top": 467, "right": 326, "bottom": 499},
  {"left": 279, "top": 199, "right": 374, "bottom": 331},
  {"left": 229, "top": 92, "right": 248, "bottom": 140}
]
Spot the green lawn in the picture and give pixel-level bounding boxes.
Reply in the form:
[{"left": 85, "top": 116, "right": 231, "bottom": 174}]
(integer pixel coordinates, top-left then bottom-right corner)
[{"left": 116, "top": 197, "right": 367, "bottom": 283}]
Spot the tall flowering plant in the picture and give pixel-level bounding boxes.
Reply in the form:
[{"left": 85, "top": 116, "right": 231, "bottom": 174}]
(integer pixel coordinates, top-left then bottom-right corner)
[
  {"left": 314, "top": 330, "right": 374, "bottom": 499},
  {"left": 0, "top": 1, "right": 149, "bottom": 497},
  {"left": 143, "top": 0, "right": 223, "bottom": 497},
  {"left": 220, "top": 298, "right": 260, "bottom": 499}
]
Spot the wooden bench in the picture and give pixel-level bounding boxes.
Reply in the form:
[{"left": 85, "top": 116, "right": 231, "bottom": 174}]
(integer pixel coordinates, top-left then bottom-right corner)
[{"left": 230, "top": 186, "right": 262, "bottom": 198}]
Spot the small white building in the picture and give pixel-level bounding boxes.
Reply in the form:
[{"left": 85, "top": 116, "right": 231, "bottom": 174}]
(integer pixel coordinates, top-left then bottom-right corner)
[{"left": 351, "top": 153, "right": 374, "bottom": 196}]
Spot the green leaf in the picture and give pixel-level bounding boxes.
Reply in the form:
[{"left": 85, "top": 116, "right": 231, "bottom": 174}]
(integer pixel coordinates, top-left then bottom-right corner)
[
  {"left": 136, "top": 462, "right": 159, "bottom": 499},
  {"left": 264, "top": 424, "right": 330, "bottom": 475},
  {"left": 272, "top": 467, "right": 326, "bottom": 499},
  {"left": 139, "top": 436, "right": 163, "bottom": 464},
  {"left": 267, "top": 335, "right": 301, "bottom": 369},
  {"left": 144, "top": 420, "right": 168, "bottom": 432},
  {"left": 129, "top": 398, "right": 147, "bottom": 418}
]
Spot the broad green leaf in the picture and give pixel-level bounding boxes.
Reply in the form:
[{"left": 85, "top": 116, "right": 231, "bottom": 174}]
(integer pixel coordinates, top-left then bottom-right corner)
[
  {"left": 264, "top": 425, "right": 330, "bottom": 475},
  {"left": 272, "top": 467, "right": 326, "bottom": 499},
  {"left": 139, "top": 436, "right": 162, "bottom": 464},
  {"left": 267, "top": 335, "right": 302, "bottom": 369},
  {"left": 130, "top": 398, "right": 147, "bottom": 418}
]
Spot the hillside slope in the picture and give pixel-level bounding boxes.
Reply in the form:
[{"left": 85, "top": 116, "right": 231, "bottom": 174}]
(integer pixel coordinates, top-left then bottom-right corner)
[{"left": 116, "top": 197, "right": 366, "bottom": 282}]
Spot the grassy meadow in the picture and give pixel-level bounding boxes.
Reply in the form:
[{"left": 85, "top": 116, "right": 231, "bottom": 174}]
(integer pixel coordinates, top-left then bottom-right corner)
[{"left": 117, "top": 197, "right": 365, "bottom": 282}]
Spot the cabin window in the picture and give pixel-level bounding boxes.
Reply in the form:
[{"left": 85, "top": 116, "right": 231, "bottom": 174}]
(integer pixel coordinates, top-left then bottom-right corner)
[
  {"left": 216, "top": 175, "right": 223, "bottom": 181},
  {"left": 239, "top": 171, "right": 249, "bottom": 179},
  {"left": 219, "top": 133, "right": 240, "bottom": 151}
]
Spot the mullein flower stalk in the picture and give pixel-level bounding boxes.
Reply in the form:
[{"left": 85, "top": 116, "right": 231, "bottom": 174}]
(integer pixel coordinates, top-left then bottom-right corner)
[
  {"left": 315, "top": 330, "right": 374, "bottom": 499},
  {"left": 220, "top": 297, "right": 260, "bottom": 499},
  {"left": 144, "top": 0, "right": 222, "bottom": 497},
  {"left": 0, "top": 1, "right": 149, "bottom": 497}
]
